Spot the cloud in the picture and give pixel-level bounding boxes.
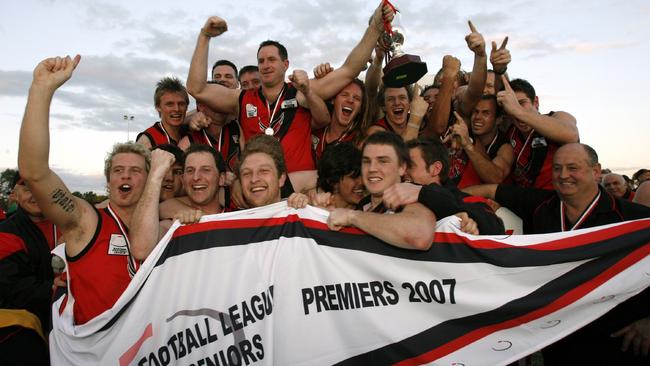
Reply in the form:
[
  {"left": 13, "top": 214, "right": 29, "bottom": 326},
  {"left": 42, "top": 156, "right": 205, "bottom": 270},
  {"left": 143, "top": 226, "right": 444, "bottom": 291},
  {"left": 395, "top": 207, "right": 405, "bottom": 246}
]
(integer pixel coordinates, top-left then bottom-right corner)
[
  {"left": 79, "top": 1, "right": 135, "bottom": 30},
  {"left": 52, "top": 167, "right": 107, "bottom": 194},
  {"left": 513, "top": 37, "right": 638, "bottom": 59},
  {"left": 0, "top": 70, "right": 31, "bottom": 97}
]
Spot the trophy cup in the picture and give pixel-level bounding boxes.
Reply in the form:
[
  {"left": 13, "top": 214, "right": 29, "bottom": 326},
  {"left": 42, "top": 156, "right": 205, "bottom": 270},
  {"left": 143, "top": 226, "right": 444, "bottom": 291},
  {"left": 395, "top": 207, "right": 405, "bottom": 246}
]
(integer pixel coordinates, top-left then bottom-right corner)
[{"left": 380, "top": 15, "right": 428, "bottom": 88}]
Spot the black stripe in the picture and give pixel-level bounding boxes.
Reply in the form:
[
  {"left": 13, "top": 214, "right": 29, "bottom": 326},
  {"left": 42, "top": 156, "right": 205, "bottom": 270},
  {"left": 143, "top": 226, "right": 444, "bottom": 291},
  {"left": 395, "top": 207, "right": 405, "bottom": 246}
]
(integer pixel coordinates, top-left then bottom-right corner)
[
  {"left": 154, "top": 222, "right": 650, "bottom": 268},
  {"left": 335, "top": 247, "right": 638, "bottom": 365}
]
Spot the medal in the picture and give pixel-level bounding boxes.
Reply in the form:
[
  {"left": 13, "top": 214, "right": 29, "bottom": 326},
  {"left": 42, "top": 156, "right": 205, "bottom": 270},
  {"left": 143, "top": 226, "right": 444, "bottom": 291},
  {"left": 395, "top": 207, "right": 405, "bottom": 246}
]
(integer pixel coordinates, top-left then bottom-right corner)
[{"left": 259, "top": 84, "right": 286, "bottom": 135}]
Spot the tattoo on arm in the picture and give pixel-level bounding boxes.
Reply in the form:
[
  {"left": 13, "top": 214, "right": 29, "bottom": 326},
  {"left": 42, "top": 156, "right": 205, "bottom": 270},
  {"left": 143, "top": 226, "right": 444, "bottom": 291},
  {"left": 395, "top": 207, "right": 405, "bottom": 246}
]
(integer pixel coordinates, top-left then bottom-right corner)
[{"left": 51, "top": 189, "right": 76, "bottom": 213}]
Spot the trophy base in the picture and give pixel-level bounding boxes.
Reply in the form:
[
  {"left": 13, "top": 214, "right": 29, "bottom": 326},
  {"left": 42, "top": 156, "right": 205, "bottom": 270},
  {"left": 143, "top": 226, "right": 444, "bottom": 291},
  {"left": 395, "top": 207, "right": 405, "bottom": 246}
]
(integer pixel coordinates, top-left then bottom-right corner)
[{"left": 382, "top": 54, "right": 428, "bottom": 88}]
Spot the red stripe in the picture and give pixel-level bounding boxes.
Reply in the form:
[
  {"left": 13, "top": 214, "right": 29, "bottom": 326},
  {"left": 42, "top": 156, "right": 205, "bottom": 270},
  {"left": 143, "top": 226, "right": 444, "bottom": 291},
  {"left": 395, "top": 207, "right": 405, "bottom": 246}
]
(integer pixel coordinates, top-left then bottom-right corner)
[
  {"left": 394, "top": 244, "right": 650, "bottom": 366},
  {"left": 0, "top": 232, "right": 27, "bottom": 259},
  {"left": 172, "top": 214, "right": 303, "bottom": 238},
  {"left": 170, "top": 215, "right": 650, "bottom": 253},
  {"left": 119, "top": 323, "right": 153, "bottom": 366}
]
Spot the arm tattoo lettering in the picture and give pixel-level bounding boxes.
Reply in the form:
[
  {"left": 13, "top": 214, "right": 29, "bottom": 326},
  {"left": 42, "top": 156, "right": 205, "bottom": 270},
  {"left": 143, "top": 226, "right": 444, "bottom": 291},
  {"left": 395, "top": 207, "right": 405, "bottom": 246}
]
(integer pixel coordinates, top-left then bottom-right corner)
[{"left": 50, "top": 188, "right": 75, "bottom": 213}]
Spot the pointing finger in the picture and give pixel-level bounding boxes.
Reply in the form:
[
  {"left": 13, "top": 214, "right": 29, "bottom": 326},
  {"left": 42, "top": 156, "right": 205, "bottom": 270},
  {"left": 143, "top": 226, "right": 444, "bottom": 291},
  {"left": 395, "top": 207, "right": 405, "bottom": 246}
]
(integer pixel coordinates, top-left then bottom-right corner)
[
  {"left": 499, "top": 36, "right": 509, "bottom": 50},
  {"left": 453, "top": 111, "right": 465, "bottom": 124},
  {"left": 501, "top": 74, "right": 512, "bottom": 91},
  {"left": 468, "top": 20, "right": 477, "bottom": 33},
  {"left": 413, "top": 83, "right": 421, "bottom": 96}
]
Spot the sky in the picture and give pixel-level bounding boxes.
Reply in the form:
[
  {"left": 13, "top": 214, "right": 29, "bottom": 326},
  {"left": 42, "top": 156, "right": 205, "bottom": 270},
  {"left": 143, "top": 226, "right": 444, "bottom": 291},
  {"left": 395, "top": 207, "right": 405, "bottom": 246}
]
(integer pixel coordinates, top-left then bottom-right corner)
[{"left": 1, "top": 0, "right": 649, "bottom": 193}]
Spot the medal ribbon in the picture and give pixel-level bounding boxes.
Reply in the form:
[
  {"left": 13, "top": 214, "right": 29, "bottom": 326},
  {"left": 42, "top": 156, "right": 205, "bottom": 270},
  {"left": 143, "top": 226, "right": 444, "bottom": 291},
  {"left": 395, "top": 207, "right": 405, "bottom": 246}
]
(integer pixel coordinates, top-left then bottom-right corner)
[
  {"left": 158, "top": 121, "right": 172, "bottom": 144},
  {"left": 258, "top": 84, "right": 286, "bottom": 135},
  {"left": 382, "top": 0, "right": 398, "bottom": 36},
  {"left": 560, "top": 191, "right": 601, "bottom": 231},
  {"left": 107, "top": 203, "right": 140, "bottom": 278}
]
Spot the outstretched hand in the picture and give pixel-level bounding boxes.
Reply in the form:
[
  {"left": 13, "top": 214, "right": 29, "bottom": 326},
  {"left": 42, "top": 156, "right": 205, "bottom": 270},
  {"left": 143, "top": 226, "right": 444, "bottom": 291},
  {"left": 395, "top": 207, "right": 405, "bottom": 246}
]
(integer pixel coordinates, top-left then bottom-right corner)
[{"left": 32, "top": 55, "right": 81, "bottom": 91}]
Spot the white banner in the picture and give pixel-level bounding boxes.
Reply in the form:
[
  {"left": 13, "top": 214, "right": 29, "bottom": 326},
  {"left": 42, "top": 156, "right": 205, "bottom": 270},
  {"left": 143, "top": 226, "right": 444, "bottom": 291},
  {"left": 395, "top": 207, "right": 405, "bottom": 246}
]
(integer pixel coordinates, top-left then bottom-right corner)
[{"left": 50, "top": 202, "right": 650, "bottom": 366}]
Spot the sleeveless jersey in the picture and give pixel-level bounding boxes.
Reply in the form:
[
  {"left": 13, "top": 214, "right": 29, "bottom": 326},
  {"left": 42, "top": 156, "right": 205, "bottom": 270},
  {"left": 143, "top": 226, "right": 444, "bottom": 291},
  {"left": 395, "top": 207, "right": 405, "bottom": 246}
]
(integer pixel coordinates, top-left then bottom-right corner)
[
  {"left": 65, "top": 207, "right": 136, "bottom": 325},
  {"left": 239, "top": 83, "right": 314, "bottom": 172}
]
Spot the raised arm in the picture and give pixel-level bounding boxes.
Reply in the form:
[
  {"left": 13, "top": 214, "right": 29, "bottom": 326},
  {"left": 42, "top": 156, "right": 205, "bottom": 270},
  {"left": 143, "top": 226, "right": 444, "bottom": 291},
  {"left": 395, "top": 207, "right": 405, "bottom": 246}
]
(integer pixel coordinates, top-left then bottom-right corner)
[
  {"left": 186, "top": 16, "right": 241, "bottom": 115},
  {"left": 490, "top": 37, "right": 510, "bottom": 93},
  {"left": 451, "top": 112, "right": 513, "bottom": 183},
  {"left": 18, "top": 55, "right": 97, "bottom": 256},
  {"left": 404, "top": 84, "right": 427, "bottom": 140},
  {"left": 327, "top": 203, "right": 436, "bottom": 250},
  {"left": 310, "top": 3, "right": 394, "bottom": 100},
  {"left": 497, "top": 76, "right": 579, "bottom": 143},
  {"left": 130, "top": 149, "right": 175, "bottom": 261},
  {"left": 291, "top": 70, "right": 331, "bottom": 129},
  {"left": 422, "top": 55, "right": 459, "bottom": 138},
  {"left": 458, "top": 20, "right": 487, "bottom": 118}
]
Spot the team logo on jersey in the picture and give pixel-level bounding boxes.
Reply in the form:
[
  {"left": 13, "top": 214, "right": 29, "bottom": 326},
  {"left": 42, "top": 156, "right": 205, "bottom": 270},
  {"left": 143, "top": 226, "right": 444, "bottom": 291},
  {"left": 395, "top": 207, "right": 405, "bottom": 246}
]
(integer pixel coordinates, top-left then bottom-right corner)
[
  {"left": 108, "top": 234, "right": 129, "bottom": 256},
  {"left": 281, "top": 98, "right": 298, "bottom": 109},
  {"left": 246, "top": 104, "right": 258, "bottom": 118}
]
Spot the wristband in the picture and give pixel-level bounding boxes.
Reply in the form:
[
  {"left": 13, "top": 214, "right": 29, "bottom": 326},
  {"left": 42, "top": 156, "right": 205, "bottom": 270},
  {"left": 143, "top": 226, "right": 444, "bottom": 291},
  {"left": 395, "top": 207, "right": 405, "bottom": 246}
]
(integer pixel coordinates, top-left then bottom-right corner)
[{"left": 494, "top": 68, "right": 507, "bottom": 75}]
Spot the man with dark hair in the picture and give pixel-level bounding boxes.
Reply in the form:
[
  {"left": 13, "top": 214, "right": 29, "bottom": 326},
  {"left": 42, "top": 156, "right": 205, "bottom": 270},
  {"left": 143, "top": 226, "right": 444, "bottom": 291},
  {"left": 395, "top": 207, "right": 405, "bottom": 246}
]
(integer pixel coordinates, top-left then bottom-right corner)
[
  {"left": 238, "top": 65, "right": 261, "bottom": 90},
  {"left": 0, "top": 173, "right": 60, "bottom": 364},
  {"left": 19, "top": 55, "right": 151, "bottom": 325},
  {"left": 464, "top": 142, "right": 650, "bottom": 365},
  {"left": 382, "top": 137, "right": 504, "bottom": 235},
  {"left": 367, "top": 85, "right": 414, "bottom": 137},
  {"left": 497, "top": 77, "right": 579, "bottom": 189},
  {"left": 137, "top": 76, "right": 190, "bottom": 148},
  {"left": 153, "top": 144, "right": 184, "bottom": 202},
  {"left": 179, "top": 79, "right": 243, "bottom": 174},
  {"left": 211, "top": 59, "right": 238, "bottom": 88},
  {"left": 316, "top": 143, "right": 365, "bottom": 209},
  {"left": 187, "top": 5, "right": 393, "bottom": 173},
  {"left": 445, "top": 95, "right": 514, "bottom": 188},
  {"left": 152, "top": 145, "right": 227, "bottom": 239},
  {"left": 327, "top": 132, "right": 436, "bottom": 250}
]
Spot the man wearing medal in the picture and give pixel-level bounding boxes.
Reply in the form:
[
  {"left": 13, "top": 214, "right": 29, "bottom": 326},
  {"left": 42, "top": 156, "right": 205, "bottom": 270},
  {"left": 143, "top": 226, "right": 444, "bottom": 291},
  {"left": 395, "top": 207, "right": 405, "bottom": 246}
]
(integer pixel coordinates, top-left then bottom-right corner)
[
  {"left": 187, "top": 3, "right": 394, "bottom": 174},
  {"left": 463, "top": 142, "right": 650, "bottom": 365}
]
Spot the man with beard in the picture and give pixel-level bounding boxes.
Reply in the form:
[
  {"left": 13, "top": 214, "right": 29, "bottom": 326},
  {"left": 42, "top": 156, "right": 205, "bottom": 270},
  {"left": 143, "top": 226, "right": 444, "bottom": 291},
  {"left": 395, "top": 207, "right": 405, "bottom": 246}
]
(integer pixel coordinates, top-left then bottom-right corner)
[
  {"left": 0, "top": 173, "right": 61, "bottom": 364},
  {"left": 327, "top": 132, "right": 436, "bottom": 250},
  {"left": 187, "top": 4, "right": 393, "bottom": 173},
  {"left": 137, "top": 77, "right": 190, "bottom": 148},
  {"left": 312, "top": 79, "right": 365, "bottom": 161},
  {"left": 19, "top": 55, "right": 151, "bottom": 325}
]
